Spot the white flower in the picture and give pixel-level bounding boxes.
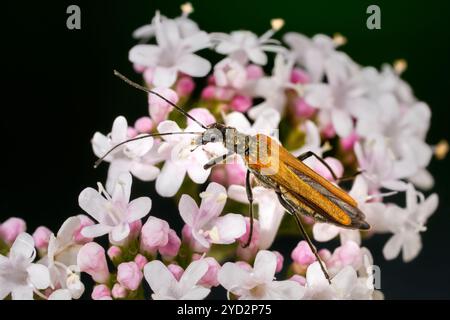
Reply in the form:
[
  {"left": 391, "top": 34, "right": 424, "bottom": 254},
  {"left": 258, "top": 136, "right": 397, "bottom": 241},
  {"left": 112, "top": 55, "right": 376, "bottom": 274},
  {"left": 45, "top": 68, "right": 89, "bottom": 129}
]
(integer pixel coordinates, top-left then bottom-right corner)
[
  {"left": 303, "top": 66, "right": 375, "bottom": 138},
  {"left": 133, "top": 10, "right": 200, "bottom": 42},
  {"left": 0, "top": 233, "right": 50, "bottom": 300},
  {"left": 214, "top": 57, "right": 248, "bottom": 89},
  {"left": 155, "top": 120, "right": 212, "bottom": 197},
  {"left": 303, "top": 262, "right": 374, "bottom": 300},
  {"left": 248, "top": 54, "right": 296, "bottom": 119},
  {"left": 144, "top": 259, "right": 210, "bottom": 300},
  {"left": 92, "top": 116, "right": 160, "bottom": 192},
  {"left": 383, "top": 184, "right": 438, "bottom": 262},
  {"left": 179, "top": 182, "right": 246, "bottom": 249},
  {"left": 284, "top": 32, "right": 358, "bottom": 83},
  {"left": 129, "top": 12, "right": 211, "bottom": 87},
  {"left": 39, "top": 216, "right": 85, "bottom": 299},
  {"left": 224, "top": 106, "right": 281, "bottom": 137},
  {"left": 355, "top": 135, "right": 416, "bottom": 191},
  {"left": 228, "top": 185, "right": 285, "bottom": 249},
  {"left": 218, "top": 250, "right": 304, "bottom": 300},
  {"left": 78, "top": 172, "right": 152, "bottom": 242},
  {"left": 211, "top": 26, "right": 285, "bottom": 66}
]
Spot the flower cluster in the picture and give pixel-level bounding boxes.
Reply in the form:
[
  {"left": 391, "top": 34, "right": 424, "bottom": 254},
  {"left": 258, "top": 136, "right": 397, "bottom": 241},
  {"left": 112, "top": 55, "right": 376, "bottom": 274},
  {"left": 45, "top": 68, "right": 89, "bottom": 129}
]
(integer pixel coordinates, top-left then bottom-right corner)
[{"left": 1, "top": 3, "right": 444, "bottom": 300}]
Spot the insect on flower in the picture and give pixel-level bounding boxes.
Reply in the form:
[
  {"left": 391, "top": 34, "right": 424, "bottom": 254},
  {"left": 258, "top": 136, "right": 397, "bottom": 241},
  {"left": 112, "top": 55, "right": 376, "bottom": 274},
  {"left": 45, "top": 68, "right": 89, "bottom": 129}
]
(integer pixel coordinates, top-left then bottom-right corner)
[{"left": 95, "top": 70, "right": 371, "bottom": 282}]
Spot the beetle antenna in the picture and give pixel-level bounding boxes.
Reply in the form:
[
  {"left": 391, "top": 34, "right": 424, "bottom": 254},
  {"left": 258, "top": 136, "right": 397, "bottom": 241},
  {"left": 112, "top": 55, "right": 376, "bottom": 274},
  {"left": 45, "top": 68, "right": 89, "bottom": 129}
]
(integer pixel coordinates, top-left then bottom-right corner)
[
  {"left": 94, "top": 131, "right": 202, "bottom": 168},
  {"left": 113, "top": 70, "right": 207, "bottom": 129}
]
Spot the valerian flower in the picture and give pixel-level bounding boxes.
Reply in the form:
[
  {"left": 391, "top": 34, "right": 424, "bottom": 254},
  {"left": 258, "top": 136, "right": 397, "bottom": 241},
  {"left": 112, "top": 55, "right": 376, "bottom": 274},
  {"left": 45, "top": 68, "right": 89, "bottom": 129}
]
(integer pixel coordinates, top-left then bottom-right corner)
[
  {"left": 155, "top": 120, "right": 213, "bottom": 197},
  {"left": 129, "top": 11, "right": 211, "bottom": 87},
  {"left": 249, "top": 53, "right": 297, "bottom": 118},
  {"left": 144, "top": 258, "right": 211, "bottom": 300},
  {"left": 284, "top": 32, "right": 357, "bottom": 83},
  {"left": 39, "top": 216, "right": 86, "bottom": 299},
  {"left": 218, "top": 250, "right": 304, "bottom": 300},
  {"left": 0, "top": 233, "right": 50, "bottom": 300},
  {"left": 132, "top": 6, "right": 200, "bottom": 42},
  {"left": 78, "top": 172, "right": 152, "bottom": 242},
  {"left": 210, "top": 20, "right": 286, "bottom": 66},
  {"left": 179, "top": 182, "right": 246, "bottom": 249},
  {"left": 355, "top": 135, "right": 416, "bottom": 191},
  {"left": 303, "top": 261, "right": 375, "bottom": 300},
  {"left": 92, "top": 115, "right": 160, "bottom": 192},
  {"left": 383, "top": 184, "right": 438, "bottom": 262}
]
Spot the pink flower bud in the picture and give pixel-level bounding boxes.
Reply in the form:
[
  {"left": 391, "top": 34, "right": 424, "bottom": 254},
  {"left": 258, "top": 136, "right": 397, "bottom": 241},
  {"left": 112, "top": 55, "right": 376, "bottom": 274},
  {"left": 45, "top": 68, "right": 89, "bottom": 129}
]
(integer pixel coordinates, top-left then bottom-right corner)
[
  {"left": 313, "top": 157, "right": 343, "bottom": 181},
  {"left": 127, "top": 126, "right": 138, "bottom": 138},
  {"left": 226, "top": 163, "right": 247, "bottom": 186},
  {"left": 0, "top": 217, "right": 26, "bottom": 244},
  {"left": 340, "top": 131, "right": 359, "bottom": 151},
  {"left": 107, "top": 246, "right": 122, "bottom": 261},
  {"left": 319, "top": 248, "right": 332, "bottom": 262},
  {"left": 140, "top": 216, "right": 170, "bottom": 254},
  {"left": 246, "top": 64, "right": 264, "bottom": 80},
  {"left": 111, "top": 283, "right": 127, "bottom": 299},
  {"left": 117, "top": 262, "right": 143, "bottom": 291},
  {"left": 176, "top": 76, "right": 195, "bottom": 96},
  {"left": 201, "top": 86, "right": 216, "bottom": 100},
  {"left": 159, "top": 229, "right": 181, "bottom": 257},
  {"left": 291, "top": 241, "right": 316, "bottom": 266},
  {"left": 289, "top": 274, "right": 306, "bottom": 286},
  {"left": 74, "top": 214, "right": 95, "bottom": 244},
  {"left": 238, "top": 218, "right": 260, "bottom": 248},
  {"left": 215, "top": 87, "right": 234, "bottom": 101},
  {"left": 91, "top": 284, "right": 111, "bottom": 300},
  {"left": 77, "top": 242, "right": 110, "bottom": 284},
  {"left": 134, "top": 116, "right": 153, "bottom": 134},
  {"left": 322, "top": 123, "right": 336, "bottom": 139},
  {"left": 207, "top": 75, "right": 216, "bottom": 85},
  {"left": 133, "top": 64, "right": 146, "bottom": 73},
  {"left": 290, "top": 68, "right": 310, "bottom": 84},
  {"left": 187, "top": 108, "right": 216, "bottom": 127},
  {"left": 168, "top": 264, "right": 184, "bottom": 281},
  {"left": 32, "top": 226, "right": 52, "bottom": 250},
  {"left": 273, "top": 251, "right": 284, "bottom": 273},
  {"left": 210, "top": 165, "right": 227, "bottom": 185},
  {"left": 196, "top": 257, "right": 221, "bottom": 287},
  {"left": 143, "top": 67, "right": 154, "bottom": 84},
  {"left": 328, "top": 241, "right": 362, "bottom": 270},
  {"left": 129, "top": 219, "right": 142, "bottom": 240},
  {"left": 230, "top": 95, "right": 252, "bottom": 113},
  {"left": 293, "top": 97, "right": 316, "bottom": 118},
  {"left": 134, "top": 254, "right": 148, "bottom": 270},
  {"left": 148, "top": 87, "right": 179, "bottom": 124}
]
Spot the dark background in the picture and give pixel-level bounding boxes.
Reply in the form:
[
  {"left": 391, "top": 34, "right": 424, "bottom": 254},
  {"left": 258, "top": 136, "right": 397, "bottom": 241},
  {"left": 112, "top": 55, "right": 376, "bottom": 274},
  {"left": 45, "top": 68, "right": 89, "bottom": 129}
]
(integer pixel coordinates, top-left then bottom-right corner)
[{"left": 2, "top": 0, "right": 449, "bottom": 299}]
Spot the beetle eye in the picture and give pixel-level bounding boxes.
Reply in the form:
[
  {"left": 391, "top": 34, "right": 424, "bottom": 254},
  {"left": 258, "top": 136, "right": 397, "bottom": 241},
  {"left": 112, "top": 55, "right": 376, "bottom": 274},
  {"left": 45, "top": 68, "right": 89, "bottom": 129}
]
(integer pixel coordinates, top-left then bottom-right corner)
[{"left": 210, "top": 135, "right": 216, "bottom": 142}]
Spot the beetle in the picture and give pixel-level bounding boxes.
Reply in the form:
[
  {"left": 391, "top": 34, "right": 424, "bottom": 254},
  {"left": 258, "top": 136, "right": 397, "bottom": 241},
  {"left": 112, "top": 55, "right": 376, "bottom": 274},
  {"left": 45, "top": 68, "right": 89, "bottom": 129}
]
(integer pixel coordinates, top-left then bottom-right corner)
[{"left": 96, "top": 70, "right": 371, "bottom": 282}]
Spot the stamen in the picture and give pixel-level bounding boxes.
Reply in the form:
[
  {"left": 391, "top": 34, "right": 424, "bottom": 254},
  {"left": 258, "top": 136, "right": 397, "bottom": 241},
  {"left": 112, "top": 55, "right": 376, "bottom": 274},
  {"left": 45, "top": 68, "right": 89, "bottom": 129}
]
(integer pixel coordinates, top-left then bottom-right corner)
[
  {"left": 333, "top": 33, "right": 347, "bottom": 46},
  {"left": 393, "top": 59, "right": 407, "bottom": 74},
  {"left": 271, "top": 18, "right": 285, "bottom": 31},
  {"left": 181, "top": 2, "right": 193, "bottom": 16},
  {"left": 434, "top": 139, "right": 449, "bottom": 160},
  {"left": 97, "top": 182, "right": 112, "bottom": 201}
]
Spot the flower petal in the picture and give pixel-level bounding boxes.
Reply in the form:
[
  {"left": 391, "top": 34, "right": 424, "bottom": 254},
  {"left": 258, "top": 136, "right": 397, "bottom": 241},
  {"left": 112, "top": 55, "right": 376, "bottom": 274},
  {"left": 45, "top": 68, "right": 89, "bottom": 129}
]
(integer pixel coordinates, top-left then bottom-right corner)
[
  {"left": 331, "top": 108, "right": 353, "bottom": 138},
  {"left": 178, "top": 54, "right": 211, "bottom": 77},
  {"left": 128, "top": 44, "right": 161, "bottom": 67},
  {"left": 111, "top": 223, "right": 131, "bottom": 242},
  {"left": 153, "top": 67, "right": 178, "bottom": 87},
  {"left": 127, "top": 197, "right": 152, "bottom": 222},
  {"left": 179, "top": 259, "right": 209, "bottom": 293},
  {"left": 144, "top": 260, "right": 177, "bottom": 297},
  {"left": 10, "top": 233, "right": 35, "bottom": 261},
  {"left": 213, "top": 214, "right": 246, "bottom": 244},
  {"left": 313, "top": 223, "right": 340, "bottom": 242},
  {"left": 48, "top": 289, "right": 72, "bottom": 300},
  {"left": 156, "top": 160, "right": 186, "bottom": 197},
  {"left": 382, "top": 234, "right": 403, "bottom": 260},
  {"left": 253, "top": 250, "right": 277, "bottom": 283},
  {"left": 178, "top": 194, "right": 198, "bottom": 226},
  {"left": 27, "top": 264, "right": 50, "bottom": 290},
  {"left": 81, "top": 224, "right": 112, "bottom": 239},
  {"left": 218, "top": 262, "right": 251, "bottom": 293}
]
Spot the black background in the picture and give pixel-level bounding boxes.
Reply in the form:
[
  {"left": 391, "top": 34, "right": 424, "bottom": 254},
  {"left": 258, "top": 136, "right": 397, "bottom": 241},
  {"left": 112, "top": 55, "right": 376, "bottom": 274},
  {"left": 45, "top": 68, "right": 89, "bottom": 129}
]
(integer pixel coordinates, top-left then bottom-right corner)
[{"left": 2, "top": 0, "right": 450, "bottom": 298}]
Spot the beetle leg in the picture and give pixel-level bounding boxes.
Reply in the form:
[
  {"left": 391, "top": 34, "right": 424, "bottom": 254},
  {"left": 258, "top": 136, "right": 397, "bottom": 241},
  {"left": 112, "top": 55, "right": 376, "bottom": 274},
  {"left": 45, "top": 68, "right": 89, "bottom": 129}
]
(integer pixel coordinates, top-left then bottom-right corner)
[
  {"left": 203, "top": 151, "right": 234, "bottom": 170},
  {"left": 337, "top": 170, "right": 364, "bottom": 183},
  {"left": 242, "top": 170, "right": 254, "bottom": 248},
  {"left": 276, "top": 191, "right": 331, "bottom": 284},
  {"left": 297, "top": 151, "right": 339, "bottom": 181}
]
